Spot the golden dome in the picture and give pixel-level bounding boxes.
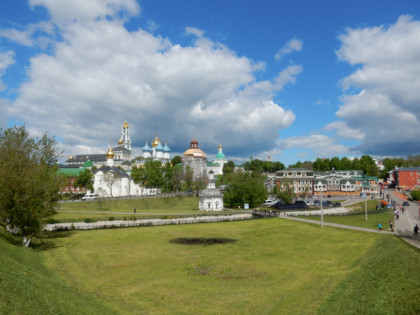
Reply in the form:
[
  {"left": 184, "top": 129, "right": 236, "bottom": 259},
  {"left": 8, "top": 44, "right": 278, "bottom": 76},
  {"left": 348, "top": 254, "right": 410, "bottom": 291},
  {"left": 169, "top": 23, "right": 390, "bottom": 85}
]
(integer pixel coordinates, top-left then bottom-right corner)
[
  {"left": 106, "top": 147, "right": 115, "bottom": 159},
  {"left": 118, "top": 139, "right": 123, "bottom": 145},
  {"left": 123, "top": 121, "right": 129, "bottom": 128},
  {"left": 183, "top": 138, "right": 206, "bottom": 158},
  {"left": 151, "top": 135, "right": 161, "bottom": 148},
  {"left": 68, "top": 155, "right": 74, "bottom": 160},
  {"left": 183, "top": 148, "right": 206, "bottom": 158},
  {"left": 218, "top": 144, "right": 222, "bottom": 149}
]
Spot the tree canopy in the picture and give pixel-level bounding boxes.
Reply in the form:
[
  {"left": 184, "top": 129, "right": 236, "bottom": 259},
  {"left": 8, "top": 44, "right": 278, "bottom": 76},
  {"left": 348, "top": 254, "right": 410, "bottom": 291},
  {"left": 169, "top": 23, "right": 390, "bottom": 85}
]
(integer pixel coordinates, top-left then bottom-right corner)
[
  {"left": 243, "top": 159, "right": 285, "bottom": 173},
  {"left": 0, "top": 126, "right": 65, "bottom": 246},
  {"left": 223, "top": 171, "right": 267, "bottom": 208},
  {"left": 74, "top": 168, "right": 94, "bottom": 192}
]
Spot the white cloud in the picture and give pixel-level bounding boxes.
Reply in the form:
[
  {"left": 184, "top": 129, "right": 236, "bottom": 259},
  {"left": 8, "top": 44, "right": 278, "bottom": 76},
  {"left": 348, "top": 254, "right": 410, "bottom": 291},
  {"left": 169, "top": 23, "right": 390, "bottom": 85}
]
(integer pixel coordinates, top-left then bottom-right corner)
[
  {"left": 277, "top": 134, "right": 349, "bottom": 158},
  {"left": 275, "top": 38, "right": 303, "bottom": 60},
  {"left": 336, "top": 15, "right": 420, "bottom": 156},
  {"left": 29, "top": 0, "right": 140, "bottom": 26},
  {"left": 4, "top": 0, "right": 299, "bottom": 158},
  {"left": 0, "top": 51, "right": 15, "bottom": 91},
  {"left": 324, "top": 121, "right": 365, "bottom": 140}
]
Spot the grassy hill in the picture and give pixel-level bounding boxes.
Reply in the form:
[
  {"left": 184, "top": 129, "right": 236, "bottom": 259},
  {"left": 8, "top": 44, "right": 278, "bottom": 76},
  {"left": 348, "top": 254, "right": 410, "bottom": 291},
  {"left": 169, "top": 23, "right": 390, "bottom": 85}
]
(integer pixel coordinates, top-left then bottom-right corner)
[
  {"left": 0, "top": 226, "right": 113, "bottom": 314},
  {"left": 1, "top": 218, "right": 419, "bottom": 314}
]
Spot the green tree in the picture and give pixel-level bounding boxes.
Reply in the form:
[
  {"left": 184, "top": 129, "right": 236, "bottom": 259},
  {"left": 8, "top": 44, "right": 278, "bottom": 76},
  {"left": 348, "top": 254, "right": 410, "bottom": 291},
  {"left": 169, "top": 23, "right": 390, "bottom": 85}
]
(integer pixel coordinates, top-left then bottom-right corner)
[
  {"left": 170, "top": 167, "right": 183, "bottom": 193},
  {"left": 0, "top": 126, "right": 65, "bottom": 247},
  {"left": 222, "top": 160, "right": 235, "bottom": 175},
  {"left": 74, "top": 168, "right": 94, "bottom": 192},
  {"left": 131, "top": 161, "right": 165, "bottom": 189},
  {"left": 184, "top": 166, "right": 193, "bottom": 190},
  {"left": 171, "top": 156, "right": 182, "bottom": 166},
  {"left": 223, "top": 171, "right": 267, "bottom": 208},
  {"left": 193, "top": 176, "right": 207, "bottom": 197},
  {"left": 411, "top": 190, "right": 420, "bottom": 201}
]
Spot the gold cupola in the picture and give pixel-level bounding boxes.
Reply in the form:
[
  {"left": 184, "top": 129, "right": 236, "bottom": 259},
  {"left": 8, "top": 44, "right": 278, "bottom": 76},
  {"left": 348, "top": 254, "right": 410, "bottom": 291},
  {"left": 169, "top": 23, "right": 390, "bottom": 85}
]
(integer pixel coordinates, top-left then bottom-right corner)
[
  {"left": 106, "top": 146, "right": 115, "bottom": 159},
  {"left": 151, "top": 135, "right": 161, "bottom": 148},
  {"left": 118, "top": 138, "right": 123, "bottom": 145},
  {"left": 123, "top": 121, "right": 129, "bottom": 128}
]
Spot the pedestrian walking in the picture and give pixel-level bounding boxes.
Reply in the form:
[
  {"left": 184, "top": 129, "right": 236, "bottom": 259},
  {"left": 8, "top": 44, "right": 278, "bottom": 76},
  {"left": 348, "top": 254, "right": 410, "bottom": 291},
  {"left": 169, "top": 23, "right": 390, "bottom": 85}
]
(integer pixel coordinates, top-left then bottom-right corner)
[
  {"left": 134, "top": 208, "right": 136, "bottom": 213},
  {"left": 414, "top": 225, "right": 419, "bottom": 237},
  {"left": 378, "top": 223, "right": 382, "bottom": 231},
  {"left": 389, "top": 221, "right": 393, "bottom": 232}
]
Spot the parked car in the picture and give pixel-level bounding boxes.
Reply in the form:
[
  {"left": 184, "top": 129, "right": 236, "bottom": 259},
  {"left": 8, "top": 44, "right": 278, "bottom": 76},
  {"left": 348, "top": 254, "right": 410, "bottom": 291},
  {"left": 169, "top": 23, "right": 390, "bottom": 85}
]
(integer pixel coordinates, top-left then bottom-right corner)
[
  {"left": 264, "top": 199, "right": 277, "bottom": 206},
  {"left": 314, "top": 200, "right": 321, "bottom": 206},
  {"left": 81, "top": 193, "right": 99, "bottom": 201},
  {"left": 333, "top": 202, "right": 341, "bottom": 207},
  {"left": 305, "top": 200, "right": 314, "bottom": 206},
  {"left": 403, "top": 201, "right": 410, "bottom": 206},
  {"left": 307, "top": 195, "right": 313, "bottom": 198},
  {"left": 327, "top": 195, "right": 332, "bottom": 198}
]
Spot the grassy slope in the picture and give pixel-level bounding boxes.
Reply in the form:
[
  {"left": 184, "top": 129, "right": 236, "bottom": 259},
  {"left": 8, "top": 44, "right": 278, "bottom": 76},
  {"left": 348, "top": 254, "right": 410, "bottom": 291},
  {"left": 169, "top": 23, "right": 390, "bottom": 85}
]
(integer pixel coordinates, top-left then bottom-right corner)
[
  {"left": 319, "top": 236, "right": 420, "bottom": 314},
  {"left": 2, "top": 218, "right": 419, "bottom": 314},
  {"left": 0, "top": 226, "right": 113, "bottom": 314},
  {"left": 41, "top": 219, "right": 419, "bottom": 314}
]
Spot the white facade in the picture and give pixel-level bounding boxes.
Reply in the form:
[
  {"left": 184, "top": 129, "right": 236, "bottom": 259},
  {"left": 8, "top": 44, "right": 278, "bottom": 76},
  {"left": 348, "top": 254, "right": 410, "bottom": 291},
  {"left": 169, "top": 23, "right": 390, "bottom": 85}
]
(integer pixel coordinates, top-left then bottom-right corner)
[{"left": 199, "top": 171, "right": 224, "bottom": 211}]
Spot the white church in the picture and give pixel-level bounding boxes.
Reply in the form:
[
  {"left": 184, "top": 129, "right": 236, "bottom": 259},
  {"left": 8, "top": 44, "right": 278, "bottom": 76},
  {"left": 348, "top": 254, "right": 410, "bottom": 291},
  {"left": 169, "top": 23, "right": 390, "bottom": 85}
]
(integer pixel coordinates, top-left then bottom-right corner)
[{"left": 92, "top": 146, "right": 159, "bottom": 198}]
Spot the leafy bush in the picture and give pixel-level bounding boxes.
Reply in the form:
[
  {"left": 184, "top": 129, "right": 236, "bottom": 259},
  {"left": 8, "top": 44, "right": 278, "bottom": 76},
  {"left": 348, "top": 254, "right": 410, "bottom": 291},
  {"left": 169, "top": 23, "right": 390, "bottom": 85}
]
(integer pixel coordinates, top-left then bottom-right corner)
[{"left": 410, "top": 190, "right": 420, "bottom": 201}]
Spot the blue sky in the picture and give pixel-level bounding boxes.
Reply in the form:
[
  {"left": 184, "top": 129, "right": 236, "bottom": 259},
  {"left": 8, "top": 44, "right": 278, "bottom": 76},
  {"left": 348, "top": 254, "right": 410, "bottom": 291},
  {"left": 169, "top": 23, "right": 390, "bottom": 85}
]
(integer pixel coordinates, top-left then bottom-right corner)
[{"left": 1, "top": 0, "right": 420, "bottom": 166}]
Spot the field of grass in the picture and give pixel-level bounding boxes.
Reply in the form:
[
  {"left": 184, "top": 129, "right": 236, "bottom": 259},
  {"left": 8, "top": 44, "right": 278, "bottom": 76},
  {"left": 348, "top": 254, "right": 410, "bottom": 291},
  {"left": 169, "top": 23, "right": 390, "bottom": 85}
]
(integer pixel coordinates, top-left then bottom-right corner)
[
  {"left": 2, "top": 218, "right": 419, "bottom": 314},
  {"left": 38, "top": 219, "right": 419, "bottom": 314},
  {"left": 0, "top": 225, "right": 114, "bottom": 313},
  {"left": 53, "top": 196, "right": 246, "bottom": 222}
]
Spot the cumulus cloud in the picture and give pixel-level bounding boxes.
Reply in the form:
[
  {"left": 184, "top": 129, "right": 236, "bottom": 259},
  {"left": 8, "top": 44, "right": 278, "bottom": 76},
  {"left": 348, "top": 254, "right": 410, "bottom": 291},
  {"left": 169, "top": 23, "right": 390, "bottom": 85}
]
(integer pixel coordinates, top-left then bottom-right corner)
[
  {"left": 324, "top": 121, "right": 365, "bottom": 140},
  {"left": 274, "top": 38, "right": 303, "bottom": 60},
  {"left": 336, "top": 15, "right": 420, "bottom": 156},
  {"left": 277, "top": 134, "right": 349, "bottom": 158},
  {"left": 0, "top": 51, "right": 15, "bottom": 91},
  {"left": 29, "top": 0, "right": 140, "bottom": 26},
  {"left": 4, "top": 0, "right": 299, "bottom": 157}
]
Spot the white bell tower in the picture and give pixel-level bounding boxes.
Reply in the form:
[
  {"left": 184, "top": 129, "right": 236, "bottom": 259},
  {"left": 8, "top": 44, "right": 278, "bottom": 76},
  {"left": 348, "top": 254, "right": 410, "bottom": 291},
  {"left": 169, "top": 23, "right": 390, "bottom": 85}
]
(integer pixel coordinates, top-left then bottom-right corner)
[{"left": 121, "top": 121, "right": 131, "bottom": 150}]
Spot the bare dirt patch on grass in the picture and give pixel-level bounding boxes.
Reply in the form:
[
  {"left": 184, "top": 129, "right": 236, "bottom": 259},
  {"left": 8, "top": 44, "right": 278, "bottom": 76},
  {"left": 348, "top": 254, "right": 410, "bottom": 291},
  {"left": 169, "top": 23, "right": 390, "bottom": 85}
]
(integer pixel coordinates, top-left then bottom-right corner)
[{"left": 169, "top": 237, "right": 237, "bottom": 245}]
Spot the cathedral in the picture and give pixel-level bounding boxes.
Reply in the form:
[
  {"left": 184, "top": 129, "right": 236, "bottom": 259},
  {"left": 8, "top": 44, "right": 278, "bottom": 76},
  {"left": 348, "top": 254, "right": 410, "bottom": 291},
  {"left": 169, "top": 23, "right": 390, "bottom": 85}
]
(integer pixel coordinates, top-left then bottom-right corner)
[{"left": 141, "top": 135, "right": 171, "bottom": 162}]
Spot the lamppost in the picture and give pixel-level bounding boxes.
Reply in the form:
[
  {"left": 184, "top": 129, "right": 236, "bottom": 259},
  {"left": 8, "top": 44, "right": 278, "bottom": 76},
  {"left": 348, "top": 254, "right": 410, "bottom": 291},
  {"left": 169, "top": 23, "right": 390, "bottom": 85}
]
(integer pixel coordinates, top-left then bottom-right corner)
[
  {"left": 321, "top": 186, "right": 324, "bottom": 228},
  {"left": 365, "top": 199, "right": 368, "bottom": 221}
]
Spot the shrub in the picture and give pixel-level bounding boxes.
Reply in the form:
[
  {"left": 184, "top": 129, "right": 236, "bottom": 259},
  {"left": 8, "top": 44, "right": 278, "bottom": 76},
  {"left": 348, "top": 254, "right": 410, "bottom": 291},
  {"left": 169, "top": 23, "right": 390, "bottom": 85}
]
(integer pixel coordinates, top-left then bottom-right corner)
[{"left": 108, "top": 217, "right": 115, "bottom": 221}]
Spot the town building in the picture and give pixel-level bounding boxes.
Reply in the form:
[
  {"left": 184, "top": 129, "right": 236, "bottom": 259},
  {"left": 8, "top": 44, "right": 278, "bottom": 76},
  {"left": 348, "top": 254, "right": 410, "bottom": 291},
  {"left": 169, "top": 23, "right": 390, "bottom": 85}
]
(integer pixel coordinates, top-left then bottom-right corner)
[
  {"left": 276, "top": 168, "right": 314, "bottom": 196},
  {"left": 392, "top": 167, "right": 420, "bottom": 190},
  {"left": 199, "top": 170, "right": 224, "bottom": 211}
]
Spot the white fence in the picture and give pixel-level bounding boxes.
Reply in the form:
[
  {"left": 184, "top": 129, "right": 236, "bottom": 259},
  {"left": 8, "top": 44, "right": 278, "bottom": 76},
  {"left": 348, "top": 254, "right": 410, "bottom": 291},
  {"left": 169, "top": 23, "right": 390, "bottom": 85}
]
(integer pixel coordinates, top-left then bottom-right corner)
[{"left": 44, "top": 214, "right": 253, "bottom": 231}]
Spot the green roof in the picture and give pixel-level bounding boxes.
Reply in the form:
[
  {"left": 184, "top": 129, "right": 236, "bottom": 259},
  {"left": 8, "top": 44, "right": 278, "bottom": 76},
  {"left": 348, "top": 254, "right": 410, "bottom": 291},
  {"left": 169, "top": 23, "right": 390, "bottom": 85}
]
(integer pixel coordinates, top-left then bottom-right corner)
[
  {"left": 58, "top": 168, "right": 83, "bottom": 177},
  {"left": 215, "top": 152, "right": 226, "bottom": 159},
  {"left": 82, "top": 159, "right": 93, "bottom": 167},
  {"left": 207, "top": 162, "right": 220, "bottom": 167}
]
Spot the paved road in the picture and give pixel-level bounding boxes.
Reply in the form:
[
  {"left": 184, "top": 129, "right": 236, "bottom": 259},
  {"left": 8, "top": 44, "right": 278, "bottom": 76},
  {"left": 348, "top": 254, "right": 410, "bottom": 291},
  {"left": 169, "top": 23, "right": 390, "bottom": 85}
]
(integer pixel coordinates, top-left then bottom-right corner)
[
  {"left": 279, "top": 216, "right": 396, "bottom": 234},
  {"left": 387, "top": 190, "right": 420, "bottom": 248}
]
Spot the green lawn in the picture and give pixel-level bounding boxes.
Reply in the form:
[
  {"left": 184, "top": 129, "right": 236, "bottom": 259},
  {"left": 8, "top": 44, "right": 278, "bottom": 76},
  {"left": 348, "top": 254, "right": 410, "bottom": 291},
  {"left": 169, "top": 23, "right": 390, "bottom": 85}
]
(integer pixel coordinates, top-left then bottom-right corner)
[
  {"left": 2, "top": 218, "right": 419, "bottom": 314},
  {"left": 0, "top": 226, "right": 114, "bottom": 314},
  {"left": 57, "top": 196, "right": 199, "bottom": 213},
  {"left": 53, "top": 196, "right": 244, "bottom": 221}
]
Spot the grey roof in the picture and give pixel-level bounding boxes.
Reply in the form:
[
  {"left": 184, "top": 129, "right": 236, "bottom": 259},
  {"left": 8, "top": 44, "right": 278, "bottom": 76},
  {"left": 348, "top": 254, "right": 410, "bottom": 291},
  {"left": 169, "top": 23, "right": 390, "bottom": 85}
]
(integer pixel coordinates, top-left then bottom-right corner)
[
  {"left": 199, "top": 188, "right": 223, "bottom": 197},
  {"left": 113, "top": 145, "right": 131, "bottom": 153},
  {"left": 66, "top": 154, "right": 107, "bottom": 163},
  {"left": 94, "top": 165, "right": 129, "bottom": 178},
  {"left": 397, "top": 167, "right": 420, "bottom": 172}
]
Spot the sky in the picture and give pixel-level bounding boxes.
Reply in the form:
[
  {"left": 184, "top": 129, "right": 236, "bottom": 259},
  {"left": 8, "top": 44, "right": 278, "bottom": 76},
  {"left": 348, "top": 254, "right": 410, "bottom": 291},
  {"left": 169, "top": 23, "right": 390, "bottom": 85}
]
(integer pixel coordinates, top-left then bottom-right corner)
[{"left": 1, "top": 0, "right": 420, "bottom": 166}]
